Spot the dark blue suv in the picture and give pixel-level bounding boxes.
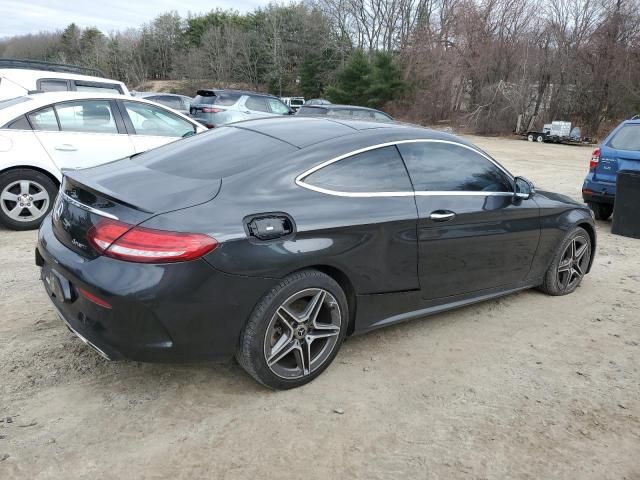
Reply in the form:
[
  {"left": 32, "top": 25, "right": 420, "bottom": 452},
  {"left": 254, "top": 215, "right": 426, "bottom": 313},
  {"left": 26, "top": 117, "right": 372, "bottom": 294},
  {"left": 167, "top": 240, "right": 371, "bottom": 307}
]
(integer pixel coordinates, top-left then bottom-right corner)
[{"left": 582, "top": 118, "right": 640, "bottom": 219}]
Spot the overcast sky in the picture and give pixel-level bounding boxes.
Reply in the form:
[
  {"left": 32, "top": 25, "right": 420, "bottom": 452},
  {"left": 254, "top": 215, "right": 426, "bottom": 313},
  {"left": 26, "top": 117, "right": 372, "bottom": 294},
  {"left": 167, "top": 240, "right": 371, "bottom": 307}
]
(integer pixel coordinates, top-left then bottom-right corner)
[{"left": 0, "top": 0, "right": 269, "bottom": 38}]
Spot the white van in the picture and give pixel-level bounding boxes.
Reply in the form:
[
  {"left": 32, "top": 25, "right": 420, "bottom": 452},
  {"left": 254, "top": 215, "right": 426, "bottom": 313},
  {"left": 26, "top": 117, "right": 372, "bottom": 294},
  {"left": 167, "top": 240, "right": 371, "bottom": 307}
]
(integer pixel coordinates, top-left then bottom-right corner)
[{"left": 0, "top": 59, "right": 129, "bottom": 101}]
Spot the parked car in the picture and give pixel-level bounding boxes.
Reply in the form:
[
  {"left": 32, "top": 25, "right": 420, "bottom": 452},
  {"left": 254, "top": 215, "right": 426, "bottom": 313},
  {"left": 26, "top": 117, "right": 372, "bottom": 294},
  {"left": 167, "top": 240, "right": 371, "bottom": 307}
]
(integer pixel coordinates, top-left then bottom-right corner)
[
  {"left": 189, "top": 89, "right": 293, "bottom": 128},
  {"left": 36, "top": 116, "right": 595, "bottom": 389},
  {"left": 304, "top": 98, "right": 331, "bottom": 105},
  {"left": 131, "top": 92, "right": 192, "bottom": 116},
  {"left": 0, "top": 92, "right": 206, "bottom": 230},
  {"left": 280, "top": 96, "right": 305, "bottom": 112},
  {"left": 0, "top": 58, "right": 129, "bottom": 100},
  {"left": 296, "top": 104, "right": 393, "bottom": 121},
  {"left": 582, "top": 117, "right": 640, "bottom": 220}
]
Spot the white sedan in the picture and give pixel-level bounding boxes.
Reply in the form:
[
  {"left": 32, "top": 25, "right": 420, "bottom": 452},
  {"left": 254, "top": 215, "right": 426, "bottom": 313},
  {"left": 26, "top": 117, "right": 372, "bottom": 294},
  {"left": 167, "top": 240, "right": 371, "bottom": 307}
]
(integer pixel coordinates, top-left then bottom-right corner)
[{"left": 0, "top": 92, "right": 207, "bottom": 230}]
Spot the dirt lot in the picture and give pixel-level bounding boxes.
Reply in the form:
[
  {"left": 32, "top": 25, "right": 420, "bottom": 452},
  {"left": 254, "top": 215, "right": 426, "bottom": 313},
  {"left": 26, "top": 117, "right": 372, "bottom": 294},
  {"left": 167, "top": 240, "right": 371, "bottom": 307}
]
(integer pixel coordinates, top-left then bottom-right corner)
[{"left": 1, "top": 136, "right": 639, "bottom": 479}]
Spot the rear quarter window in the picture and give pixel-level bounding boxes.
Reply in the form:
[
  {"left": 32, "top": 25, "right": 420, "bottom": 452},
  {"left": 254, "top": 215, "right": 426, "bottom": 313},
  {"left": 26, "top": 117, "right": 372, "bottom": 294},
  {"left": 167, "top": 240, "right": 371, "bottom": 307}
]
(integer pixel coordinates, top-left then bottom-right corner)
[
  {"left": 609, "top": 125, "right": 640, "bottom": 151},
  {"left": 302, "top": 146, "right": 413, "bottom": 193}
]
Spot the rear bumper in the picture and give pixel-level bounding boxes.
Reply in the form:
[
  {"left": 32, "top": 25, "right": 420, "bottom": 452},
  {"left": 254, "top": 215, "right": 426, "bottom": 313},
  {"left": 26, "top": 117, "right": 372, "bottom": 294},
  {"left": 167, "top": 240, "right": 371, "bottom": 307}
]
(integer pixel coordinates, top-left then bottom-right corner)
[
  {"left": 582, "top": 176, "right": 616, "bottom": 205},
  {"left": 37, "top": 215, "right": 277, "bottom": 363}
]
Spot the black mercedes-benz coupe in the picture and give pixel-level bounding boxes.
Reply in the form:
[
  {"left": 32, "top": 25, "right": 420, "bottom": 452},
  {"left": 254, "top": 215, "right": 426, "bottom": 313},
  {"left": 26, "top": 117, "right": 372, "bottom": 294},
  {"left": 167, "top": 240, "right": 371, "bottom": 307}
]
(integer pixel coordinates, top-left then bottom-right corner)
[{"left": 36, "top": 117, "right": 596, "bottom": 389}]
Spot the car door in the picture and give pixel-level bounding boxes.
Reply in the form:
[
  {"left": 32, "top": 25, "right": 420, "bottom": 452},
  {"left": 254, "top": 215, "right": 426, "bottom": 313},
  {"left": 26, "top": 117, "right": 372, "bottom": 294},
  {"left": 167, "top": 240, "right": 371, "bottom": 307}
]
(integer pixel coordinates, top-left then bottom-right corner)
[
  {"left": 242, "top": 95, "right": 275, "bottom": 120},
  {"left": 397, "top": 140, "right": 540, "bottom": 300},
  {"left": 30, "top": 99, "right": 135, "bottom": 171},
  {"left": 119, "top": 100, "right": 198, "bottom": 152}
]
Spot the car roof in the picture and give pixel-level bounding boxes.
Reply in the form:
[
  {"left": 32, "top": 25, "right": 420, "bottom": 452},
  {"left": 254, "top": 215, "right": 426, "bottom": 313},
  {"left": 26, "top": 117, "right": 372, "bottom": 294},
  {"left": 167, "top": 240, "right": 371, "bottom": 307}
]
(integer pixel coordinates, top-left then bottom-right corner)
[
  {"left": 303, "top": 104, "right": 384, "bottom": 113},
  {"left": 0, "top": 68, "right": 125, "bottom": 85},
  {"left": 132, "top": 91, "right": 190, "bottom": 98},
  {"left": 228, "top": 116, "right": 463, "bottom": 149},
  {"left": 0, "top": 92, "right": 198, "bottom": 125}
]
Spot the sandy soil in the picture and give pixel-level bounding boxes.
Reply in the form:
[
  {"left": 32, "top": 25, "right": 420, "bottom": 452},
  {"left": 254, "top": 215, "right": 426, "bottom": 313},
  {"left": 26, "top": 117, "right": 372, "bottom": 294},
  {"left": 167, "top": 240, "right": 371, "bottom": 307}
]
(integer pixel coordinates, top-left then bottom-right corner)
[{"left": 1, "top": 136, "right": 639, "bottom": 479}]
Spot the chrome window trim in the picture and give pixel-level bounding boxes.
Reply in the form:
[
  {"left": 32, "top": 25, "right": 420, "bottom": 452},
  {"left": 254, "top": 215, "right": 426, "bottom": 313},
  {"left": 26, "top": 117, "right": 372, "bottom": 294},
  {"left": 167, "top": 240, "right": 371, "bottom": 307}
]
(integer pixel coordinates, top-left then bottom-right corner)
[
  {"left": 60, "top": 191, "right": 119, "bottom": 220},
  {"left": 295, "top": 139, "right": 515, "bottom": 198}
]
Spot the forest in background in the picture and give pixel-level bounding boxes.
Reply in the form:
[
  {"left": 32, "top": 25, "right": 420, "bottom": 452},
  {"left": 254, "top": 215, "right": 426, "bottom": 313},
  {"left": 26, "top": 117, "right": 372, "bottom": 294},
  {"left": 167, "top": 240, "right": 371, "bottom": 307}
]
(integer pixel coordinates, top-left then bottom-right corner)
[{"left": 1, "top": 0, "right": 639, "bottom": 137}]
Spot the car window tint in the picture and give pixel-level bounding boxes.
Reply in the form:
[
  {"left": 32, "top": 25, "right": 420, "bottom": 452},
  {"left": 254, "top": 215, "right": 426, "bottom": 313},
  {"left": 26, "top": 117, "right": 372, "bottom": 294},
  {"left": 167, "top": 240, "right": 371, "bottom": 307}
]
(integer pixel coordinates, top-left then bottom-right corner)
[
  {"left": 0, "top": 97, "right": 32, "bottom": 110},
  {"left": 133, "top": 126, "right": 296, "bottom": 179},
  {"left": 298, "top": 106, "right": 326, "bottom": 115},
  {"left": 123, "top": 101, "right": 194, "bottom": 138},
  {"left": 304, "top": 146, "right": 412, "bottom": 193},
  {"left": 398, "top": 142, "right": 512, "bottom": 192},
  {"left": 267, "top": 98, "right": 290, "bottom": 115},
  {"left": 352, "top": 110, "right": 374, "bottom": 119},
  {"left": 28, "top": 107, "right": 59, "bottom": 131},
  {"left": 74, "top": 82, "right": 122, "bottom": 94},
  {"left": 150, "top": 96, "right": 183, "bottom": 111},
  {"left": 55, "top": 100, "right": 118, "bottom": 134},
  {"left": 246, "top": 96, "right": 270, "bottom": 113},
  {"left": 193, "top": 93, "right": 239, "bottom": 106},
  {"left": 5, "top": 115, "right": 31, "bottom": 130},
  {"left": 38, "top": 79, "right": 69, "bottom": 92},
  {"left": 609, "top": 125, "right": 640, "bottom": 151},
  {"left": 326, "top": 109, "right": 352, "bottom": 118}
]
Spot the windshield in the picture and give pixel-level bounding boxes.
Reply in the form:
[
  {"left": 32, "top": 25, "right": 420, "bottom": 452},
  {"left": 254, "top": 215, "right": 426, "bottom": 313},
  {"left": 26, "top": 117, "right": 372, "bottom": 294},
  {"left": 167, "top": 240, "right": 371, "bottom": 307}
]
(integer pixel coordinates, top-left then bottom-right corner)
[
  {"left": 0, "top": 96, "right": 31, "bottom": 110},
  {"left": 609, "top": 124, "right": 640, "bottom": 151},
  {"left": 193, "top": 92, "right": 240, "bottom": 106}
]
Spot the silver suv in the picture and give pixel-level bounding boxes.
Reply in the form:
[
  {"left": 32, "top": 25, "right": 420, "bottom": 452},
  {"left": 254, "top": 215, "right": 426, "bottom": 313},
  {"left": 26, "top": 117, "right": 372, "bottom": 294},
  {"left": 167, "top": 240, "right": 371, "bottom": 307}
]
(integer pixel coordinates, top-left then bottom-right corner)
[{"left": 189, "top": 89, "right": 293, "bottom": 128}]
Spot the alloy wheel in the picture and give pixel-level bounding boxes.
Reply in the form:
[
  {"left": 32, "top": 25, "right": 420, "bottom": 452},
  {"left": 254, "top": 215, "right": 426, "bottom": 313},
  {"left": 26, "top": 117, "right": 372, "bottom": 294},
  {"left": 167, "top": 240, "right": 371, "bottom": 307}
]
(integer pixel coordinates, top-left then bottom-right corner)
[
  {"left": 264, "top": 288, "right": 342, "bottom": 380},
  {"left": 557, "top": 235, "right": 590, "bottom": 292},
  {"left": 0, "top": 180, "right": 50, "bottom": 223}
]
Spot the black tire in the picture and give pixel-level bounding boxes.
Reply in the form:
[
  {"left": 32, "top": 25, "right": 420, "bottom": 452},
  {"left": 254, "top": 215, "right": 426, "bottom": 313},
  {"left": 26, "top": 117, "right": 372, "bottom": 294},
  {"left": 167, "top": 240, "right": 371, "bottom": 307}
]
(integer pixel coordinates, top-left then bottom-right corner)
[
  {"left": 588, "top": 202, "right": 613, "bottom": 221},
  {"left": 0, "top": 169, "right": 58, "bottom": 231},
  {"left": 538, "top": 226, "right": 592, "bottom": 296},
  {"left": 236, "top": 270, "right": 349, "bottom": 390},
  {"left": 536, "top": 134, "right": 544, "bottom": 143}
]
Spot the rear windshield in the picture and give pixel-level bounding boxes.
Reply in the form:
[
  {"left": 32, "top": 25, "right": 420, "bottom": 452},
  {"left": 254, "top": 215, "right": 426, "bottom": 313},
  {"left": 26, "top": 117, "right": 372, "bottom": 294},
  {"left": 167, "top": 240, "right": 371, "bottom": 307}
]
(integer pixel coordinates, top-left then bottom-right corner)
[
  {"left": 298, "top": 106, "right": 326, "bottom": 115},
  {"left": 193, "top": 92, "right": 240, "bottom": 106},
  {"left": 133, "top": 126, "right": 296, "bottom": 179},
  {"left": 609, "top": 124, "right": 640, "bottom": 151},
  {"left": 0, "top": 96, "right": 31, "bottom": 110},
  {"left": 291, "top": 99, "right": 304, "bottom": 106}
]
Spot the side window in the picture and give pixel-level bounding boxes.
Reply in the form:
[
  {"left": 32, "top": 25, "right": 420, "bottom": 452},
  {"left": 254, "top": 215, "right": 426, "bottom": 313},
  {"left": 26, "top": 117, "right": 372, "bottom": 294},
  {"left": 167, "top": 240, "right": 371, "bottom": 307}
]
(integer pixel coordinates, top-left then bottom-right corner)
[
  {"left": 123, "top": 101, "right": 195, "bottom": 137},
  {"left": 352, "top": 110, "right": 374, "bottom": 120},
  {"left": 326, "top": 109, "right": 352, "bottom": 118},
  {"left": 245, "top": 96, "right": 270, "bottom": 113},
  {"left": 28, "top": 107, "right": 59, "bottom": 131},
  {"left": 267, "top": 98, "right": 290, "bottom": 115},
  {"left": 373, "top": 112, "right": 390, "bottom": 121},
  {"left": 397, "top": 142, "right": 512, "bottom": 192},
  {"left": 55, "top": 100, "right": 118, "bottom": 134},
  {"left": 152, "top": 96, "right": 183, "bottom": 111},
  {"left": 74, "top": 82, "right": 123, "bottom": 94},
  {"left": 37, "top": 79, "right": 69, "bottom": 92},
  {"left": 302, "top": 146, "right": 412, "bottom": 193},
  {"left": 6, "top": 116, "right": 31, "bottom": 130}
]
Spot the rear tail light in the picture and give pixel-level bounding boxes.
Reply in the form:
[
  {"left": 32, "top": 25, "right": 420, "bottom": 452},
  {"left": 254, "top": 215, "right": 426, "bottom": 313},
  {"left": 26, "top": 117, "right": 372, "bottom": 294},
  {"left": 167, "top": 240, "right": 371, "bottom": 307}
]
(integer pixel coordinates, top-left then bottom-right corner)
[
  {"left": 87, "top": 219, "right": 217, "bottom": 263},
  {"left": 201, "top": 107, "right": 222, "bottom": 113},
  {"left": 78, "top": 288, "right": 112, "bottom": 309},
  {"left": 589, "top": 148, "right": 600, "bottom": 170}
]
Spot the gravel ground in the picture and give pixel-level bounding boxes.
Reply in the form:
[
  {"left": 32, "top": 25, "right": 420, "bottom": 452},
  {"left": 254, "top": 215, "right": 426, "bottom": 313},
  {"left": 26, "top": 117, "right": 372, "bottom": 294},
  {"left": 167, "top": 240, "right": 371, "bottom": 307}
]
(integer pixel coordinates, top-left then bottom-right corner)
[{"left": 1, "top": 135, "right": 639, "bottom": 479}]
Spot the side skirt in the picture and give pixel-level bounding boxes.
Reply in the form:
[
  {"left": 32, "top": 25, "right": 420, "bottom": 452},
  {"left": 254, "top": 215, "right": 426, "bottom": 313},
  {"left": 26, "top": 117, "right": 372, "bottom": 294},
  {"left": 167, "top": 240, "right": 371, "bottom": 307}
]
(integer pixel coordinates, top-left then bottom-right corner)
[{"left": 353, "top": 280, "right": 542, "bottom": 335}]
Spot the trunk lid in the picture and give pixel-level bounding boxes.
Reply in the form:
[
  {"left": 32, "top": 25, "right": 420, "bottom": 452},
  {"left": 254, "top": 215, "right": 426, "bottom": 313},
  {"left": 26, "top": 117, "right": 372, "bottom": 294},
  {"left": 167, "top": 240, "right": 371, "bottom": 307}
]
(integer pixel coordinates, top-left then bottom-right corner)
[{"left": 53, "top": 157, "right": 221, "bottom": 258}]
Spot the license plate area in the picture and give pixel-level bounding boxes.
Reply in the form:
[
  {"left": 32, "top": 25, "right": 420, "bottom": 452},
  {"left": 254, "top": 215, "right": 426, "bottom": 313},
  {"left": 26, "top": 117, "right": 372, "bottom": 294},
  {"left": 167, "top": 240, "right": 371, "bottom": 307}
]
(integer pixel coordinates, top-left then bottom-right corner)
[{"left": 41, "top": 263, "right": 76, "bottom": 303}]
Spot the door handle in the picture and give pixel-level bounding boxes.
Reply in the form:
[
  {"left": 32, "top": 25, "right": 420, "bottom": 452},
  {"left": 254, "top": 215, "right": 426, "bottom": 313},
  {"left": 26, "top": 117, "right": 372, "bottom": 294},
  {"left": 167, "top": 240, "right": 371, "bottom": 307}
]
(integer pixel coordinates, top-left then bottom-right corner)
[
  {"left": 54, "top": 144, "right": 78, "bottom": 152},
  {"left": 429, "top": 211, "right": 456, "bottom": 221}
]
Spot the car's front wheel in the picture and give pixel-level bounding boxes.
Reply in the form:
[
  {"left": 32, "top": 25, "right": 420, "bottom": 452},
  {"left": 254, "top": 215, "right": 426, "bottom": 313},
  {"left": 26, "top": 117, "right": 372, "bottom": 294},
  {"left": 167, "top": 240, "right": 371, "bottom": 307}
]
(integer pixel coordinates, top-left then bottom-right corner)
[
  {"left": 236, "top": 270, "right": 348, "bottom": 390},
  {"left": 0, "top": 169, "right": 57, "bottom": 230},
  {"left": 539, "top": 226, "right": 592, "bottom": 296},
  {"left": 588, "top": 202, "right": 613, "bottom": 221}
]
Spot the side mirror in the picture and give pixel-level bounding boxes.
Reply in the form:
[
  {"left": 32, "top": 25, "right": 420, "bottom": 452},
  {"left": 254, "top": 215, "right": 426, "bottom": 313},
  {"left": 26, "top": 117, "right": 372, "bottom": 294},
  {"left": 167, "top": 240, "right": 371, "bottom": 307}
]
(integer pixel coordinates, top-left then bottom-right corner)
[{"left": 514, "top": 176, "right": 535, "bottom": 200}]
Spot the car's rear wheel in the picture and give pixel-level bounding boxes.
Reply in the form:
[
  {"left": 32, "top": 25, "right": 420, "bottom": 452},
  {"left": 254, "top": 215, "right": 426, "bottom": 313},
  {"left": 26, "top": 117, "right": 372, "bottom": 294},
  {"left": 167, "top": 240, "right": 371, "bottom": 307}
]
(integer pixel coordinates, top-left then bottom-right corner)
[
  {"left": 588, "top": 202, "right": 613, "bottom": 221},
  {"left": 536, "top": 134, "right": 544, "bottom": 143},
  {"left": 0, "top": 169, "right": 57, "bottom": 230},
  {"left": 236, "top": 270, "right": 348, "bottom": 390},
  {"left": 539, "top": 226, "right": 592, "bottom": 296},
  {"left": 527, "top": 134, "right": 534, "bottom": 142}
]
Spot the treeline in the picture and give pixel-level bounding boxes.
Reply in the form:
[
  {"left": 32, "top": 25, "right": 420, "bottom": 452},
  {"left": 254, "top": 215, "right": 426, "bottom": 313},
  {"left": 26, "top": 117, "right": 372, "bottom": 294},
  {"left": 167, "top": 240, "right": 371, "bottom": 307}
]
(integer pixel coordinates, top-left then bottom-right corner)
[{"left": 1, "top": 0, "right": 639, "bottom": 136}]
